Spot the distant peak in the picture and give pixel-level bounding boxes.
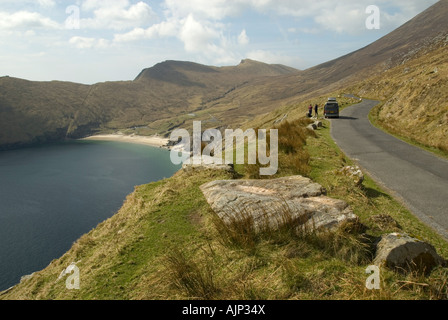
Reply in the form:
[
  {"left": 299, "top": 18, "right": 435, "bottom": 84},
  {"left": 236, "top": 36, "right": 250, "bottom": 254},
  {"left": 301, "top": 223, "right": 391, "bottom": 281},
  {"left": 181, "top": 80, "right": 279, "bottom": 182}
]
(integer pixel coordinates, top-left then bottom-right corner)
[
  {"left": 237, "top": 58, "right": 299, "bottom": 74},
  {"left": 239, "top": 59, "right": 263, "bottom": 65}
]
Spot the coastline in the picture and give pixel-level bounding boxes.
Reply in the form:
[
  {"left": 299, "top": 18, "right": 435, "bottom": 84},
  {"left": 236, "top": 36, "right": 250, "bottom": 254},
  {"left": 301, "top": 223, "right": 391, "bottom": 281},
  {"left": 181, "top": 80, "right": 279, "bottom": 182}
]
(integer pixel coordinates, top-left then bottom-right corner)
[{"left": 81, "top": 134, "right": 170, "bottom": 149}]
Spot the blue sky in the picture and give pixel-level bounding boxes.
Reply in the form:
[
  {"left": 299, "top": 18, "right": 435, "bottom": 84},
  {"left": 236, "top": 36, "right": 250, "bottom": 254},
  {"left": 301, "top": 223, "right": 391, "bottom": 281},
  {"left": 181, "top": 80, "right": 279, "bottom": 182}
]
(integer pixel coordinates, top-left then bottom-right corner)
[{"left": 0, "top": 0, "right": 439, "bottom": 84}]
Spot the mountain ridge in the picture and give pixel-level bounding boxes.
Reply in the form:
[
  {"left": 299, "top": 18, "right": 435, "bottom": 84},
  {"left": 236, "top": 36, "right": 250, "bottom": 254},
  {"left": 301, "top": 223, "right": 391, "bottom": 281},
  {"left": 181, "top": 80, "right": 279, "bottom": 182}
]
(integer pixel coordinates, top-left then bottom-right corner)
[{"left": 0, "top": 59, "right": 298, "bottom": 150}]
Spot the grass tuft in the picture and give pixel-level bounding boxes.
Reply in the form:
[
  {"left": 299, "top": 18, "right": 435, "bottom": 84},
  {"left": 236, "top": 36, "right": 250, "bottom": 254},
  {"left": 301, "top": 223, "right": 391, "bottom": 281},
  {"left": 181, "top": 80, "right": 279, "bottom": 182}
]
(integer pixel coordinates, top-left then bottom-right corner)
[{"left": 164, "top": 249, "right": 219, "bottom": 300}]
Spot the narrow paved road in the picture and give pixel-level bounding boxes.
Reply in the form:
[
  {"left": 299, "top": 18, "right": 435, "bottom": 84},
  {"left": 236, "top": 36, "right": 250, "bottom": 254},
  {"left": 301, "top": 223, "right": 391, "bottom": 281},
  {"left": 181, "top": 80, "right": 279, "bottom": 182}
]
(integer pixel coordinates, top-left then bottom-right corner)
[{"left": 331, "top": 99, "right": 448, "bottom": 239}]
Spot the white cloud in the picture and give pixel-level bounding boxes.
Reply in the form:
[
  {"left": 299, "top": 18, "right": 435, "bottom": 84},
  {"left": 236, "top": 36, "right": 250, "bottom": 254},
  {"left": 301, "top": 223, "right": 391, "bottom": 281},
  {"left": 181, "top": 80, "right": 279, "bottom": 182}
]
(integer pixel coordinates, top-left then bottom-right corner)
[
  {"left": 162, "top": 0, "right": 246, "bottom": 20},
  {"left": 37, "top": 0, "right": 56, "bottom": 7},
  {"left": 113, "top": 13, "right": 234, "bottom": 64},
  {"left": 0, "top": 0, "right": 56, "bottom": 8},
  {"left": 69, "top": 36, "right": 110, "bottom": 49},
  {"left": 69, "top": 36, "right": 96, "bottom": 49},
  {"left": 315, "top": 5, "right": 366, "bottom": 34},
  {"left": 114, "top": 17, "right": 181, "bottom": 42},
  {"left": 113, "top": 14, "right": 222, "bottom": 53},
  {"left": 279, "top": 0, "right": 438, "bottom": 34},
  {"left": 81, "top": 0, "right": 128, "bottom": 11},
  {"left": 0, "top": 11, "right": 60, "bottom": 30},
  {"left": 179, "top": 15, "right": 220, "bottom": 52},
  {"left": 160, "top": 0, "right": 438, "bottom": 35},
  {"left": 207, "top": 44, "right": 240, "bottom": 64},
  {"left": 81, "top": 0, "right": 157, "bottom": 30},
  {"left": 63, "top": 0, "right": 444, "bottom": 53},
  {"left": 112, "top": 0, "right": 439, "bottom": 68},
  {"left": 24, "top": 30, "right": 36, "bottom": 37},
  {"left": 113, "top": 27, "right": 148, "bottom": 42},
  {"left": 238, "top": 29, "right": 249, "bottom": 45}
]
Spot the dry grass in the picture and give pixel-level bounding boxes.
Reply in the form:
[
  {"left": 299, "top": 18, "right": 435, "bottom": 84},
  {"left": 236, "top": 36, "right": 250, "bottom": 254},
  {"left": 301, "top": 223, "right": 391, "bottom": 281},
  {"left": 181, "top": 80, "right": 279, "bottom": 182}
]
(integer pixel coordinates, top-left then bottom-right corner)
[
  {"left": 349, "top": 42, "right": 448, "bottom": 156},
  {"left": 164, "top": 249, "right": 219, "bottom": 300},
  {"left": 209, "top": 197, "right": 314, "bottom": 254},
  {"left": 241, "top": 119, "right": 315, "bottom": 179}
]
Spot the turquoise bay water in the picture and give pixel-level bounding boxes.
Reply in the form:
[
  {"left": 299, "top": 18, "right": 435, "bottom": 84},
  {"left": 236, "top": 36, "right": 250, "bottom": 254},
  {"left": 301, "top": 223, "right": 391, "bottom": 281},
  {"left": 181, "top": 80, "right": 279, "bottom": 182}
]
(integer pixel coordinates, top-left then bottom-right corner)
[{"left": 0, "top": 140, "right": 181, "bottom": 291}]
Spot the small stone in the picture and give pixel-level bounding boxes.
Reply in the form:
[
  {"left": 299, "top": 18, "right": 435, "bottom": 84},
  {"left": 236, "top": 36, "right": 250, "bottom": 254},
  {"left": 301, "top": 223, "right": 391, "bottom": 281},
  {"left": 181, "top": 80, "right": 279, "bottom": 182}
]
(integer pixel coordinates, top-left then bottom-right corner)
[
  {"left": 339, "top": 166, "right": 364, "bottom": 186},
  {"left": 373, "top": 233, "right": 446, "bottom": 275},
  {"left": 20, "top": 273, "right": 35, "bottom": 283}
]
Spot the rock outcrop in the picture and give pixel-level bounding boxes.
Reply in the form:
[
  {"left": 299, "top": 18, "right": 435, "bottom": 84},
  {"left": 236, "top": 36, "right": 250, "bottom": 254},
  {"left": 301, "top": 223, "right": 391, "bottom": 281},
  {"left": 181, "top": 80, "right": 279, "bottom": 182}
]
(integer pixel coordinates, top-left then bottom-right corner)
[
  {"left": 200, "top": 176, "right": 358, "bottom": 233},
  {"left": 183, "top": 156, "right": 235, "bottom": 174},
  {"left": 373, "top": 233, "right": 446, "bottom": 275}
]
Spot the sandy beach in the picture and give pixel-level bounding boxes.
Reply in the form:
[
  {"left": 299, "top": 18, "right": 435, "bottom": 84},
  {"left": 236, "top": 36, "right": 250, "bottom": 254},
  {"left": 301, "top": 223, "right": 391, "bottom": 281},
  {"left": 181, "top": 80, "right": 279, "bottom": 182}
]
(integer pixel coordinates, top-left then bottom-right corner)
[{"left": 81, "top": 134, "right": 170, "bottom": 148}]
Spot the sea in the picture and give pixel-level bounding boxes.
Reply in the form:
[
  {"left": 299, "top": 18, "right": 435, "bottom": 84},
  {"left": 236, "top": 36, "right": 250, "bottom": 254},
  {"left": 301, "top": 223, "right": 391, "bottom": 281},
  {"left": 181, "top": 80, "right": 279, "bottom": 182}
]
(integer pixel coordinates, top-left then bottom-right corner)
[{"left": 0, "top": 140, "right": 181, "bottom": 291}]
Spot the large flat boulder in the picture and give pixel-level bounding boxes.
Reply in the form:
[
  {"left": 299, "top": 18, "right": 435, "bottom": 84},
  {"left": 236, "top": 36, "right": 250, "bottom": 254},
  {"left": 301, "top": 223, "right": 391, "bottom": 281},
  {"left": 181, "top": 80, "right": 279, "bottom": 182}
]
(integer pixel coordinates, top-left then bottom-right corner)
[{"left": 200, "top": 176, "right": 358, "bottom": 233}]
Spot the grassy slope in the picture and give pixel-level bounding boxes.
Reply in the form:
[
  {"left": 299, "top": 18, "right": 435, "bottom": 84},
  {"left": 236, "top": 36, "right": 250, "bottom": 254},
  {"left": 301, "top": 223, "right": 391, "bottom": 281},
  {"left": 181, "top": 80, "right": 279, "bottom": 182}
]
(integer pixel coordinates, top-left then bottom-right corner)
[{"left": 2, "top": 110, "right": 447, "bottom": 300}]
